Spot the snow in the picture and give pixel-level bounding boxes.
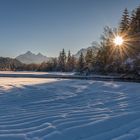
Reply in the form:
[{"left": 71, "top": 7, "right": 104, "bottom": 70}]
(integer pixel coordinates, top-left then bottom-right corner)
[
  {"left": 0, "top": 71, "right": 75, "bottom": 75},
  {"left": 0, "top": 71, "right": 126, "bottom": 80},
  {"left": 0, "top": 71, "right": 77, "bottom": 79},
  {"left": 0, "top": 76, "right": 140, "bottom": 140},
  {"left": 124, "top": 58, "right": 134, "bottom": 65}
]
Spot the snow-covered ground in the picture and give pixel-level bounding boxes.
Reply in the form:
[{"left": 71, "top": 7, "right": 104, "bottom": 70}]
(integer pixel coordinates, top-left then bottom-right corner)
[
  {"left": 0, "top": 71, "right": 75, "bottom": 76},
  {"left": 0, "top": 77, "right": 140, "bottom": 140},
  {"left": 0, "top": 71, "right": 125, "bottom": 80}
]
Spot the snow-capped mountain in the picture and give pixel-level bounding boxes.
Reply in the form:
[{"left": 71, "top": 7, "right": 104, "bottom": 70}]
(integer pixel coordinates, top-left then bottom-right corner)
[
  {"left": 16, "top": 51, "right": 50, "bottom": 64},
  {"left": 74, "top": 42, "right": 99, "bottom": 58}
]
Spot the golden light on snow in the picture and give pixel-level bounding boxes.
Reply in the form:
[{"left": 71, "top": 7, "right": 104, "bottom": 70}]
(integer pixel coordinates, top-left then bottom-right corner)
[
  {"left": 0, "top": 77, "right": 58, "bottom": 91},
  {"left": 113, "top": 36, "right": 124, "bottom": 46}
]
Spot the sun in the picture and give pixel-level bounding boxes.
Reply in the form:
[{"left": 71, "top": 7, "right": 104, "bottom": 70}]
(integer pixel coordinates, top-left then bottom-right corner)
[{"left": 113, "top": 36, "right": 124, "bottom": 46}]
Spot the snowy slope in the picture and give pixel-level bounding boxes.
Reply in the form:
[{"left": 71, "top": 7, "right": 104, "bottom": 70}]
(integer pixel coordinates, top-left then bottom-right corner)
[
  {"left": 0, "top": 77, "right": 140, "bottom": 140},
  {"left": 16, "top": 51, "right": 50, "bottom": 64}
]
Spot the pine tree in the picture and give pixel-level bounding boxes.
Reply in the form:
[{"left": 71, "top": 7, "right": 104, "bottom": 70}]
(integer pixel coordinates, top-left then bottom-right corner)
[
  {"left": 85, "top": 49, "right": 93, "bottom": 64},
  {"left": 58, "top": 49, "right": 66, "bottom": 72},
  {"left": 85, "top": 49, "right": 94, "bottom": 72},
  {"left": 120, "top": 8, "right": 130, "bottom": 33},
  {"left": 66, "top": 51, "right": 76, "bottom": 72},
  {"left": 135, "top": 6, "right": 140, "bottom": 33},
  {"left": 129, "top": 10, "right": 137, "bottom": 34},
  {"left": 129, "top": 7, "right": 140, "bottom": 56},
  {"left": 77, "top": 52, "right": 85, "bottom": 73},
  {"left": 71, "top": 55, "right": 76, "bottom": 71},
  {"left": 66, "top": 50, "right": 76, "bottom": 72},
  {"left": 66, "top": 50, "right": 72, "bottom": 71}
]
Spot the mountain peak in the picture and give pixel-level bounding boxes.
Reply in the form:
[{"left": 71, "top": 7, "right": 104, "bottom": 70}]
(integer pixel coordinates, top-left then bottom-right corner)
[
  {"left": 16, "top": 51, "right": 50, "bottom": 64},
  {"left": 74, "top": 45, "right": 99, "bottom": 58},
  {"left": 26, "top": 51, "right": 33, "bottom": 55},
  {"left": 37, "top": 52, "right": 43, "bottom": 56}
]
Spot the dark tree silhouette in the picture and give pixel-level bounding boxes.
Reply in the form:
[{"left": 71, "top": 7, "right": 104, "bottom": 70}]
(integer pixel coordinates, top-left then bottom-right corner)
[{"left": 120, "top": 8, "right": 130, "bottom": 33}]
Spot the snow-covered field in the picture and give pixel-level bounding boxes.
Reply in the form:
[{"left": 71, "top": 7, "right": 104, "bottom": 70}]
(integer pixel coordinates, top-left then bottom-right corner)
[
  {"left": 0, "top": 77, "right": 140, "bottom": 140},
  {"left": 0, "top": 71, "right": 75, "bottom": 76}
]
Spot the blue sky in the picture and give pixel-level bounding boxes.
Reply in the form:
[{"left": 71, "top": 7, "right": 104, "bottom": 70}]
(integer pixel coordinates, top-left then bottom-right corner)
[{"left": 0, "top": 0, "right": 139, "bottom": 57}]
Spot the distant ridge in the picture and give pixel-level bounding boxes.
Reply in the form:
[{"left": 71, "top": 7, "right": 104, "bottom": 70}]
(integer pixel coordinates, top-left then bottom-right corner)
[
  {"left": 0, "top": 57, "right": 22, "bottom": 70},
  {"left": 74, "top": 42, "right": 99, "bottom": 58},
  {"left": 16, "top": 51, "right": 50, "bottom": 64}
]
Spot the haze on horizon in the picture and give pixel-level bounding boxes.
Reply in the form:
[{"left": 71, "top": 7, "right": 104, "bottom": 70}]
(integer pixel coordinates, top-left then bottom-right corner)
[{"left": 0, "top": 0, "right": 139, "bottom": 58}]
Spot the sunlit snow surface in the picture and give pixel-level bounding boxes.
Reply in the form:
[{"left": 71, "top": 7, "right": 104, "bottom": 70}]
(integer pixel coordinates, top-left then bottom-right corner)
[{"left": 0, "top": 76, "right": 140, "bottom": 140}]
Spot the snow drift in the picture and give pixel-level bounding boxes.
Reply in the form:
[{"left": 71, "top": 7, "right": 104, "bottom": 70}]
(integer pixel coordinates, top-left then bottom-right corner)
[{"left": 0, "top": 77, "right": 139, "bottom": 140}]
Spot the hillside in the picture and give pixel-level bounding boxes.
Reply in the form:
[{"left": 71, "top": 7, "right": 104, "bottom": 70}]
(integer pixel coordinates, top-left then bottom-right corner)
[{"left": 0, "top": 57, "right": 23, "bottom": 71}]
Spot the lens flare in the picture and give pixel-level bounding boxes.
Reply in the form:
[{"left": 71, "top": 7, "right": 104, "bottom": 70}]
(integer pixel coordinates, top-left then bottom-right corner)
[{"left": 113, "top": 36, "right": 124, "bottom": 46}]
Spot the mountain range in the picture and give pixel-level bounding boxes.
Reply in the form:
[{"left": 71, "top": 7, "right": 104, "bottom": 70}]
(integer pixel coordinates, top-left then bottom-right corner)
[
  {"left": 15, "top": 44, "right": 99, "bottom": 64},
  {"left": 16, "top": 51, "right": 50, "bottom": 64}
]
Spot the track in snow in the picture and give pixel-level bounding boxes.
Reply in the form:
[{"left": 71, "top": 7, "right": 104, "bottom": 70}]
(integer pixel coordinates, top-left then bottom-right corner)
[{"left": 0, "top": 77, "right": 140, "bottom": 140}]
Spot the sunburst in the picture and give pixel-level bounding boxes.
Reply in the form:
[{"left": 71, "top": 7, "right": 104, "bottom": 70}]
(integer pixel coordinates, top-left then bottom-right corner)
[
  {"left": 113, "top": 36, "right": 124, "bottom": 46},
  {"left": 109, "top": 30, "right": 138, "bottom": 61}
]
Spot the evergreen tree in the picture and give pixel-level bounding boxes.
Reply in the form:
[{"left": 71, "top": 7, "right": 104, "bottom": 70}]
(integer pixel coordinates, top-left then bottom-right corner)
[
  {"left": 129, "top": 7, "right": 140, "bottom": 34},
  {"left": 85, "top": 49, "right": 94, "bottom": 72},
  {"left": 66, "top": 50, "right": 76, "bottom": 72},
  {"left": 66, "top": 50, "right": 72, "bottom": 71},
  {"left": 58, "top": 49, "right": 66, "bottom": 72},
  {"left": 120, "top": 8, "right": 130, "bottom": 33},
  {"left": 129, "top": 10, "right": 137, "bottom": 33},
  {"left": 129, "top": 7, "right": 140, "bottom": 56},
  {"left": 71, "top": 55, "right": 76, "bottom": 71},
  {"left": 77, "top": 52, "right": 85, "bottom": 73},
  {"left": 135, "top": 6, "right": 140, "bottom": 33},
  {"left": 85, "top": 49, "right": 93, "bottom": 64}
]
